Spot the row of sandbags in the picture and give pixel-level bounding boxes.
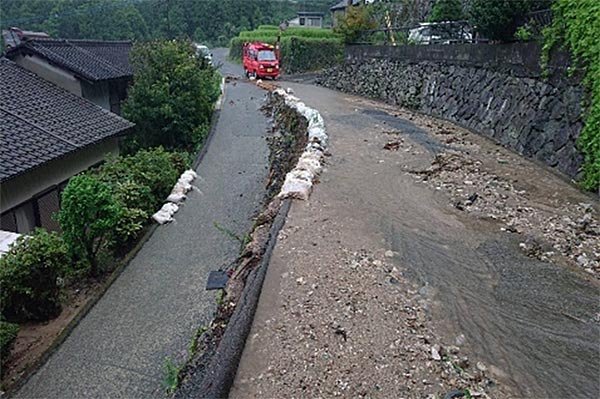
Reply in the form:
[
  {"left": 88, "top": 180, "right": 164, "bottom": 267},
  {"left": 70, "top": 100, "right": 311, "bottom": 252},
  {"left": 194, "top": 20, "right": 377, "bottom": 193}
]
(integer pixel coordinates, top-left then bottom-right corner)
[
  {"left": 273, "top": 88, "right": 328, "bottom": 201},
  {"left": 152, "top": 169, "right": 198, "bottom": 224}
]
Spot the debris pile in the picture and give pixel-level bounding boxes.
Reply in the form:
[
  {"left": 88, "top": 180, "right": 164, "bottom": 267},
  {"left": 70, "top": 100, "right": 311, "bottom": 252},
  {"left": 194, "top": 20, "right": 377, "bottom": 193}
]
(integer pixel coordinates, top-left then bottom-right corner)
[
  {"left": 409, "top": 150, "right": 600, "bottom": 276},
  {"left": 152, "top": 169, "right": 198, "bottom": 224}
]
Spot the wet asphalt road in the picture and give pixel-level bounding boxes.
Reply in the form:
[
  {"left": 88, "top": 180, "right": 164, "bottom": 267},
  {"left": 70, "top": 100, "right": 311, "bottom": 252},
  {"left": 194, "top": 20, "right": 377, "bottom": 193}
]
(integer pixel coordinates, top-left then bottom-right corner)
[{"left": 16, "top": 52, "right": 269, "bottom": 398}]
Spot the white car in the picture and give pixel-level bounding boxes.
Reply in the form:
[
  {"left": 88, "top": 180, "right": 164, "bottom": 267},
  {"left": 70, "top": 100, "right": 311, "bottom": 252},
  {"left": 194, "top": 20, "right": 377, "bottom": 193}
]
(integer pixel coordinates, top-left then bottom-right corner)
[
  {"left": 408, "top": 22, "right": 472, "bottom": 45},
  {"left": 194, "top": 44, "right": 213, "bottom": 65}
]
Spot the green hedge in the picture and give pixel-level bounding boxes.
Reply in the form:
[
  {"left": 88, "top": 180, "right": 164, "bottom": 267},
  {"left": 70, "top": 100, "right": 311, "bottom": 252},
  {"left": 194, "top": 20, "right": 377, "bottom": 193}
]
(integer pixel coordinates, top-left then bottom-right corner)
[
  {"left": 229, "top": 35, "right": 343, "bottom": 74},
  {"left": 257, "top": 25, "right": 279, "bottom": 31}
]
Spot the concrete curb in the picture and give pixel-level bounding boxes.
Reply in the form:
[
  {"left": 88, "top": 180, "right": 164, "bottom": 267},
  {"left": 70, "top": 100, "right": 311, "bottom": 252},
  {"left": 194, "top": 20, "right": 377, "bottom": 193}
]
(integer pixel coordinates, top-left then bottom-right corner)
[
  {"left": 193, "top": 76, "right": 226, "bottom": 170},
  {"left": 191, "top": 199, "right": 291, "bottom": 399}
]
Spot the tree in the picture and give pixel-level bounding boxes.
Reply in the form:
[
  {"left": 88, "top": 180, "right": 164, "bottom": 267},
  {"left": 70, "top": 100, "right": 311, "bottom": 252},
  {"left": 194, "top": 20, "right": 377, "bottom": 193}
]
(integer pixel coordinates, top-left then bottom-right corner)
[
  {"left": 0, "top": 229, "right": 70, "bottom": 321},
  {"left": 469, "top": 0, "right": 532, "bottom": 41},
  {"left": 334, "top": 5, "right": 377, "bottom": 44},
  {"left": 429, "top": 0, "right": 463, "bottom": 22},
  {"left": 123, "top": 40, "right": 219, "bottom": 152},
  {"left": 58, "top": 174, "right": 123, "bottom": 276}
]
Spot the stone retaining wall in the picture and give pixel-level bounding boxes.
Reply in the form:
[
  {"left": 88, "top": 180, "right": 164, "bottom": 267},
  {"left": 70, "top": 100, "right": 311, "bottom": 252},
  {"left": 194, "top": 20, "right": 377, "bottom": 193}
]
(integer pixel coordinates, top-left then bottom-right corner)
[{"left": 317, "top": 43, "right": 584, "bottom": 178}]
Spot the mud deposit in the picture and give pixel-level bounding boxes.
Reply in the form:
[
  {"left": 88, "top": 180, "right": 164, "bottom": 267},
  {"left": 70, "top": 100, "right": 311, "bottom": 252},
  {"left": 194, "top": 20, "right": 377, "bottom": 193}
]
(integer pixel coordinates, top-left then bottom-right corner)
[{"left": 363, "top": 105, "right": 600, "bottom": 398}]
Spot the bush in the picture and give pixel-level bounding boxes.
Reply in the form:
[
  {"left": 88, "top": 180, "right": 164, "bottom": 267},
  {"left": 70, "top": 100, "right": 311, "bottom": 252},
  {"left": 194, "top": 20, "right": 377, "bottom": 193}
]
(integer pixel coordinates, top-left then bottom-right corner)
[
  {"left": 94, "top": 148, "right": 190, "bottom": 246},
  {"left": 469, "top": 0, "right": 532, "bottom": 42},
  {"left": 543, "top": 0, "right": 600, "bottom": 191},
  {"left": 1, "top": 321, "right": 19, "bottom": 362},
  {"left": 58, "top": 175, "right": 123, "bottom": 276},
  {"left": 429, "top": 0, "right": 463, "bottom": 22},
  {"left": 0, "top": 229, "right": 69, "bottom": 321},
  {"left": 123, "top": 40, "right": 221, "bottom": 152}
]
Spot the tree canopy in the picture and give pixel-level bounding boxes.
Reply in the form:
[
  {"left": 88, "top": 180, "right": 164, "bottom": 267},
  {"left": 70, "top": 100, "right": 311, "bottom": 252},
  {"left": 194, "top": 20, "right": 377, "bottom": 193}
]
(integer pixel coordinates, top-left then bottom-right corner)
[{"left": 1, "top": 0, "right": 334, "bottom": 46}]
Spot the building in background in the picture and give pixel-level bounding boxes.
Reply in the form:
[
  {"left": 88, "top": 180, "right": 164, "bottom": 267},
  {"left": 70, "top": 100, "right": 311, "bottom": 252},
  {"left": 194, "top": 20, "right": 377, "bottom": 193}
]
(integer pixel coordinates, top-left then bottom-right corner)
[
  {"left": 4, "top": 35, "right": 133, "bottom": 115},
  {"left": 0, "top": 58, "right": 134, "bottom": 234},
  {"left": 288, "top": 11, "right": 325, "bottom": 28}
]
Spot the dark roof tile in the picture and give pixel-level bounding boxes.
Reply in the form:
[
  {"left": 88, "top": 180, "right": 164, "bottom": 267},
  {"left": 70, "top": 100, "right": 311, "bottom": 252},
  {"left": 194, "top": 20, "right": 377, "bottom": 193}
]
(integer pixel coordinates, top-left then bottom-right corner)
[
  {"left": 0, "top": 58, "right": 134, "bottom": 182},
  {"left": 7, "top": 38, "right": 133, "bottom": 81}
]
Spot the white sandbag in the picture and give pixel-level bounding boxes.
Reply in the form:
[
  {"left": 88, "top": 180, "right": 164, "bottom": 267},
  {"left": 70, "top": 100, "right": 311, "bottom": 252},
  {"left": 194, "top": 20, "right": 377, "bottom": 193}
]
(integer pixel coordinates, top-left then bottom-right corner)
[
  {"left": 152, "top": 210, "right": 173, "bottom": 224},
  {"left": 161, "top": 202, "right": 179, "bottom": 214},
  {"left": 305, "top": 142, "right": 325, "bottom": 155},
  {"left": 278, "top": 177, "right": 312, "bottom": 200},
  {"left": 286, "top": 87, "right": 294, "bottom": 94},
  {"left": 296, "top": 157, "right": 322, "bottom": 175},
  {"left": 180, "top": 169, "right": 197, "bottom": 181},
  {"left": 288, "top": 169, "right": 314, "bottom": 182},
  {"left": 173, "top": 181, "right": 192, "bottom": 194},
  {"left": 166, "top": 193, "right": 186, "bottom": 203},
  {"left": 308, "top": 126, "right": 327, "bottom": 145}
]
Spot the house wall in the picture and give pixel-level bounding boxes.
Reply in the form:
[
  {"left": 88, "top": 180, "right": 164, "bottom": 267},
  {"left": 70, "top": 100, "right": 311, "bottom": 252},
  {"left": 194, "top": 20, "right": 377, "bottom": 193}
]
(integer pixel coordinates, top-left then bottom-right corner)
[
  {"left": 318, "top": 43, "right": 585, "bottom": 179},
  {"left": 0, "top": 138, "right": 120, "bottom": 233},
  {"left": 82, "top": 80, "right": 111, "bottom": 111},
  {"left": 11, "top": 53, "right": 82, "bottom": 95}
]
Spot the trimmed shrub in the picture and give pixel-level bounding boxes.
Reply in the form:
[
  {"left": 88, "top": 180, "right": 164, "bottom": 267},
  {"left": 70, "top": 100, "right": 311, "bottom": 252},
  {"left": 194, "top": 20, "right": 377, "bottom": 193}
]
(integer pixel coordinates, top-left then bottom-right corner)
[
  {"left": 280, "top": 37, "right": 344, "bottom": 74},
  {"left": 94, "top": 148, "right": 190, "bottom": 246},
  {"left": 58, "top": 175, "right": 123, "bottom": 276},
  {"left": 0, "top": 229, "right": 69, "bottom": 321},
  {"left": 0, "top": 321, "right": 19, "bottom": 362}
]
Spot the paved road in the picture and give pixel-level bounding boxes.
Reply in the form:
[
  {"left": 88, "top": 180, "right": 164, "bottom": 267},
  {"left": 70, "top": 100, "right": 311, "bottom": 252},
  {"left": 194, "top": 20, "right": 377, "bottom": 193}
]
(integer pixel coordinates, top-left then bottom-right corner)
[{"left": 16, "top": 55, "right": 269, "bottom": 398}]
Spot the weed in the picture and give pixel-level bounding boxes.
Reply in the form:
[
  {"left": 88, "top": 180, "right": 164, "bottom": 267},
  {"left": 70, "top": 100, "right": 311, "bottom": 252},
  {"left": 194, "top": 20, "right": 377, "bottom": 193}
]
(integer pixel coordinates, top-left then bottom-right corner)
[{"left": 162, "top": 357, "right": 180, "bottom": 394}]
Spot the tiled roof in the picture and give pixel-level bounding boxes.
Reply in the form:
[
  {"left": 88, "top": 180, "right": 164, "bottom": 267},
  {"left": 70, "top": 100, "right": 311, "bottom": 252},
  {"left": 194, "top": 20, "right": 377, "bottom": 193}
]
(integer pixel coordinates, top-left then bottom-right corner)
[
  {"left": 0, "top": 58, "right": 134, "bottom": 182},
  {"left": 7, "top": 38, "right": 133, "bottom": 81},
  {"left": 331, "top": 0, "right": 361, "bottom": 11}
]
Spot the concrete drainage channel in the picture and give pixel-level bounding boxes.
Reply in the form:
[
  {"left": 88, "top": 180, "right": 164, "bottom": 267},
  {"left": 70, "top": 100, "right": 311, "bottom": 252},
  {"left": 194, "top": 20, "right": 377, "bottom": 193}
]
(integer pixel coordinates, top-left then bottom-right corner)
[{"left": 173, "top": 85, "right": 329, "bottom": 398}]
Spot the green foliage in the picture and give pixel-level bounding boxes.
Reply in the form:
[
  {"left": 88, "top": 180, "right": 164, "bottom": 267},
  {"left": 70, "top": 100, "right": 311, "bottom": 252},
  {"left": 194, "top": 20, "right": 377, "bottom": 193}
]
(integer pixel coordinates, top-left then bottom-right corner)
[
  {"left": 543, "top": 0, "right": 600, "bottom": 191},
  {"left": 163, "top": 357, "right": 180, "bottom": 394},
  {"left": 123, "top": 40, "right": 220, "bottom": 152},
  {"left": 334, "top": 5, "right": 377, "bottom": 44},
  {"left": 514, "top": 25, "right": 534, "bottom": 41},
  {"left": 1, "top": 0, "right": 334, "bottom": 45},
  {"left": 229, "top": 27, "right": 343, "bottom": 74},
  {"left": 58, "top": 175, "right": 123, "bottom": 276},
  {"left": 429, "top": 0, "right": 463, "bottom": 22},
  {"left": 0, "top": 320, "right": 19, "bottom": 362},
  {"left": 0, "top": 229, "right": 69, "bottom": 322},
  {"left": 469, "top": 0, "right": 532, "bottom": 41},
  {"left": 94, "top": 148, "right": 190, "bottom": 245},
  {"left": 281, "top": 37, "right": 344, "bottom": 74}
]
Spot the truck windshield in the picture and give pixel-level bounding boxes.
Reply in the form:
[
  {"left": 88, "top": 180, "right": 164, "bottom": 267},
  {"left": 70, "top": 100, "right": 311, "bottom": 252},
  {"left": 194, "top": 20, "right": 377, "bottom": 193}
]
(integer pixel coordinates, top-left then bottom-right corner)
[{"left": 258, "top": 50, "right": 276, "bottom": 61}]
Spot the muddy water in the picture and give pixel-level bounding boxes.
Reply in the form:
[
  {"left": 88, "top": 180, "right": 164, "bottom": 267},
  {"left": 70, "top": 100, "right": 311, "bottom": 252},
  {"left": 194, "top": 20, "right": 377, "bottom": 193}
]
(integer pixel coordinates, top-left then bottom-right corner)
[
  {"left": 387, "top": 225, "right": 599, "bottom": 398},
  {"left": 353, "top": 106, "right": 600, "bottom": 398}
]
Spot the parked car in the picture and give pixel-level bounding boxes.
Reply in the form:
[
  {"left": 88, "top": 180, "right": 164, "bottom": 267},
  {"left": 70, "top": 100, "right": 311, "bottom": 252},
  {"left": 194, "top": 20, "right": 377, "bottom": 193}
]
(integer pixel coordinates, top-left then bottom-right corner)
[
  {"left": 194, "top": 43, "right": 213, "bottom": 65},
  {"left": 242, "top": 42, "right": 280, "bottom": 79},
  {"left": 408, "top": 21, "right": 472, "bottom": 44}
]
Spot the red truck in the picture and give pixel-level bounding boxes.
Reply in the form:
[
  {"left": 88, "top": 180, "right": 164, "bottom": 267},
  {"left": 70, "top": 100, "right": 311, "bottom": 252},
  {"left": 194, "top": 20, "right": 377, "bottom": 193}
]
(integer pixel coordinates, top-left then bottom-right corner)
[{"left": 242, "top": 42, "right": 280, "bottom": 80}]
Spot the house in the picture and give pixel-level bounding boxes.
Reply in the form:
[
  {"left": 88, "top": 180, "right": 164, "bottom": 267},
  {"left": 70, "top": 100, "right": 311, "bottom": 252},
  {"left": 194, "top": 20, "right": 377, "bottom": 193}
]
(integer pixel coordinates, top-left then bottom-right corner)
[
  {"left": 287, "top": 11, "right": 325, "bottom": 28},
  {"left": 5, "top": 36, "right": 133, "bottom": 115},
  {"left": 0, "top": 57, "right": 134, "bottom": 234}
]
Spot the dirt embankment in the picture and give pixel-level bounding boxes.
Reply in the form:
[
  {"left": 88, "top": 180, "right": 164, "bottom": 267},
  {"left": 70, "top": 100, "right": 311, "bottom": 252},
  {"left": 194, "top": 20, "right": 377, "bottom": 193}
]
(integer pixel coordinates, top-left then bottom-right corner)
[{"left": 174, "top": 90, "right": 308, "bottom": 398}]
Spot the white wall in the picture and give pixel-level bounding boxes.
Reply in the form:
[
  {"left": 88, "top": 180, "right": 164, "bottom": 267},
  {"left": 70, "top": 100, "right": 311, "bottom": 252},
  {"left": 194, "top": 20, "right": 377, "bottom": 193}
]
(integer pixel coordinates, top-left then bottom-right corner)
[
  {"left": 12, "top": 53, "right": 83, "bottom": 96},
  {"left": 1, "top": 138, "right": 120, "bottom": 213}
]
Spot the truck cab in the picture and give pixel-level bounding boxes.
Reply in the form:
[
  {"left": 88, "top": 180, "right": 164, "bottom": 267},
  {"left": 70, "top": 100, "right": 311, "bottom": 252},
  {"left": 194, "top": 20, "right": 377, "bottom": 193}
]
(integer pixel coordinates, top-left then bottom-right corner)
[{"left": 242, "top": 42, "right": 280, "bottom": 80}]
